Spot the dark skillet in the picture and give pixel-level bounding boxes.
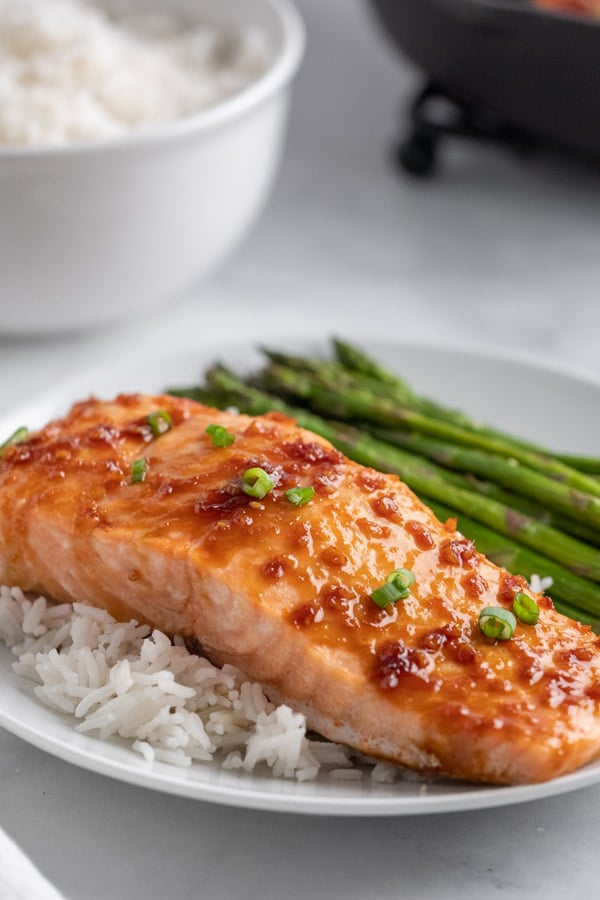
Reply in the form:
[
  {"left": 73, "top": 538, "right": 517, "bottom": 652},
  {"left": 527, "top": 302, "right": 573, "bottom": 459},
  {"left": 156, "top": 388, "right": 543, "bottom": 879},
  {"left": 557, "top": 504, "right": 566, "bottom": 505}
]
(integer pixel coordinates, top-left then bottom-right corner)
[{"left": 368, "top": 0, "right": 600, "bottom": 170}]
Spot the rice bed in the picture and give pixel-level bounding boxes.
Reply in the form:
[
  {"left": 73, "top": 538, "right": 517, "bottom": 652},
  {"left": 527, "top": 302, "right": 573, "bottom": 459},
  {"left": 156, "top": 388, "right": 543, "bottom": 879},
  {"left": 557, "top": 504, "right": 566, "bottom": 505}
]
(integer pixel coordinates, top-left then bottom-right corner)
[{"left": 0, "top": 585, "right": 402, "bottom": 783}]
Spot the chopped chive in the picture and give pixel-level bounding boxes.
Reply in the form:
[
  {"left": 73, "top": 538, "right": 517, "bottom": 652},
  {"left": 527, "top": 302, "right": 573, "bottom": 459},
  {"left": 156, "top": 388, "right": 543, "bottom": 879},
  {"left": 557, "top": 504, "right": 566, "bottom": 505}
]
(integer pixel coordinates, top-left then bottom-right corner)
[
  {"left": 0, "top": 426, "right": 29, "bottom": 457},
  {"left": 371, "top": 581, "right": 404, "bottom": 608},
  {"left": 371, "top": 568, "right": 415, "bottom": 608},
  {"left": 241, "top": 467, "right": 275, "bottom": 499},
  {"left": 385, "top": 568, "right": 415, "bottom": 598},
  {"left": 285, "top": 485, "right": 315, "bottom": 507},
  {"left": 147, "top": 410, "right": 172, "bottom": 437},
  {"left": 478, "top": 606, "right": 516, "bottom": 640},
  {"left": 205, "top": 424, "right": 235, "bottom": 447},
  {"left": 131, "top": 458, "right": 148, "bottom": 483},
  {"left": 512, "top": 592, "right": 540, "bottom": 626}
]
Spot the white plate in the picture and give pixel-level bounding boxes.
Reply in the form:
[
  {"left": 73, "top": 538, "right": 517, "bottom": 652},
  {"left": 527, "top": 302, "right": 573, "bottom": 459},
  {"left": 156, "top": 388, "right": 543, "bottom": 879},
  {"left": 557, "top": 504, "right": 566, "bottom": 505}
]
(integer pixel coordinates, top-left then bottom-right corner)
[{"left": 2, "top": 337, "right": 600, "bottom": 816}]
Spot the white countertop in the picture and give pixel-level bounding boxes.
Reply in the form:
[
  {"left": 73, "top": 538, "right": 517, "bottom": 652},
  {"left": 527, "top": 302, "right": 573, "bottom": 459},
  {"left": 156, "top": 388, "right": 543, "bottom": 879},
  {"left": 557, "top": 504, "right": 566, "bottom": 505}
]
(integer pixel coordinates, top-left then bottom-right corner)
[{"left": 2, "top": 1, "right": 600, "bottom": 897}]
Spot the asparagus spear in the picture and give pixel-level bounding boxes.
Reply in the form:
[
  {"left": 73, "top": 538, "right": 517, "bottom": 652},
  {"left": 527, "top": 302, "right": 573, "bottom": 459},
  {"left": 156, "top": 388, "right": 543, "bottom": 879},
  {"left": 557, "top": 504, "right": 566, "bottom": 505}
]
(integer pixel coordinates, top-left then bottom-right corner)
[
  {"left": 171, "top": 365, "right": 325, "bottom": 430},
  {"left": 426, "top": 500, "right": 600, "bottom": 627},
  {"left": 264, "top": 346, "right": 600, "bottom": 484},
  {"left": 167, "top": 385, "right": 221, "bottom": 406},
  {"left": 332, "top": 337, "right": 541, "bottom": 438},
  {"left": 258, "top": 346, "right": 600, "bottom": 542},
  {"left": 255, "top": 362, "right": 600, "bottom": 499},
  {"left": 440, "top": 471, "right": 600, "bottom": 549},
  {"left": 332, "top": 338, "right": 407, "bottom": 387},
  {"left": 333, "top": 338, "right": 600, "bottom": 476},
  {"left": 173, "top": 365, "right": 600, "bottom": 586},
  {"left": 260, "top": 348, "right": 464, "bottom": 424},
  {"left": 378, "top": 451, "right": 600, "bottom": 548},
  {"left": 372, "top": 428, "right": 600, "bottom": 532},
  {"left": 320, "top": 427, "right": 600, "bottom": 584},
  {"left": 554, "top": 454, "right": 600, "bottom": 475}
]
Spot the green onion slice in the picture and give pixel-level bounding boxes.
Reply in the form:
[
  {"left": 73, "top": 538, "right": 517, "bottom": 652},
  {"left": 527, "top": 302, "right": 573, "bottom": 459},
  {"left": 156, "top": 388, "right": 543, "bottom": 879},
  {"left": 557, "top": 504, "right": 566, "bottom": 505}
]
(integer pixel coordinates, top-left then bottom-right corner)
[
  {"left": 478, "top": 606, "right": 516, "bottom": 641},
  {"left": 371, "top": 568, "right": 415, "bottom": 608},
  {"left": 205, "top": 424, "right": 235, "bottom": 447},
  {"left": 131, "top": 458, "right": 148, "bottom": 484},
  {"left": 146, "top": 410, "right": 173, "bottom": 437},
  {"left": 512, "top": 592, "right": 540, "bottom": 626},
  {"left": 285, "top": 485, "right": 315, "bottom": 507},
  {"left": 385, "top": 568, "right": 415, "bottom": 598},
  {"left": 241, "top": 467, "right": 275, "bottom": 499},
  {"left": 371, "top": 582, "right": 404, "bottom": 608},
  {"left": 0, "top": 426, "right": 29, "bottom": 456}
]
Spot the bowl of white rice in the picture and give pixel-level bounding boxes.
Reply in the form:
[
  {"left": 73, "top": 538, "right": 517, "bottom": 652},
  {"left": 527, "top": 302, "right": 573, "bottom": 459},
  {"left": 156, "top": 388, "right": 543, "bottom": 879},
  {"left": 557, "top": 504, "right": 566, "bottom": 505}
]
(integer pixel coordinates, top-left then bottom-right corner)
[{"left": 0, "top": 0, "right": 304, "bottom": 334}]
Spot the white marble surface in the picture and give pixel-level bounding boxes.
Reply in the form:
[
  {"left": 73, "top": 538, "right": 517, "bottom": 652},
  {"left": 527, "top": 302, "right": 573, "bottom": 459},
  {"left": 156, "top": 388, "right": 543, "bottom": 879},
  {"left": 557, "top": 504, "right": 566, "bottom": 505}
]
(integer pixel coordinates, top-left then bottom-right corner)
[{"left": 2, "top": 1, "right": 600, "bottom": 897}]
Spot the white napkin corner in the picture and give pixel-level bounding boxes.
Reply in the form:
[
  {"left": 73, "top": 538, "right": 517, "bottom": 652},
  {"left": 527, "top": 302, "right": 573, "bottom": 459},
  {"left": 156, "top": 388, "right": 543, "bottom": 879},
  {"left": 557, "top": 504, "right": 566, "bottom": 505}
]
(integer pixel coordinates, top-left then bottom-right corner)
[{"left": 0, "top": 825, "right": 67, "bottom": 900}]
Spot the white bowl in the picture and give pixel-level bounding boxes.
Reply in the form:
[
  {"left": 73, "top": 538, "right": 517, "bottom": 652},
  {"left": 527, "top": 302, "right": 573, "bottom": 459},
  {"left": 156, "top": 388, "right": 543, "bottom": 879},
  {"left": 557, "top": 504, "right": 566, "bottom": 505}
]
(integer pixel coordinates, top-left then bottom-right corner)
[{"left": 0, "top": 0, "right": 304, "bottom": 334}]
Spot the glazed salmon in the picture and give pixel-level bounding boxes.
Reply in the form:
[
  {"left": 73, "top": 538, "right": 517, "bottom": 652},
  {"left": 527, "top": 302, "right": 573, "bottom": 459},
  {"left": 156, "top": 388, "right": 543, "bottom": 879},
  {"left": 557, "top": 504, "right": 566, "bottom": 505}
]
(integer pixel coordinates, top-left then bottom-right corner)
[{"left": 1, "top": 393, "right": 600, "bottom": 785}]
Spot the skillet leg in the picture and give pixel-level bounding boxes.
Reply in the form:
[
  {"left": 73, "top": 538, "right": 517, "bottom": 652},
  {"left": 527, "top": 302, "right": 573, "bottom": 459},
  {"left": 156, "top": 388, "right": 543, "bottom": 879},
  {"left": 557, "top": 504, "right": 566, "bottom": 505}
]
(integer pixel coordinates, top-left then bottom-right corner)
[
  {"left": 397, "top": 128, "right": 437, "bottom": 176},
  {"left": 395, "top": 81, "right": 540, "bottom": 177}
]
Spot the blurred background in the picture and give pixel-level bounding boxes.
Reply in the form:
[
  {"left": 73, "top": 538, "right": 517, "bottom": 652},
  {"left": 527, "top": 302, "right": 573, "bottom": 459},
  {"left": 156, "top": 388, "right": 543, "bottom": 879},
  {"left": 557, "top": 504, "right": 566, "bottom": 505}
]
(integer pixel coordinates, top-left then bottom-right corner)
[
  {"left": 209, "top": 0, "right": 600, "bottom": 361},
  {"left": 2, "top": 0, "right": 600, "bottom": 403}
]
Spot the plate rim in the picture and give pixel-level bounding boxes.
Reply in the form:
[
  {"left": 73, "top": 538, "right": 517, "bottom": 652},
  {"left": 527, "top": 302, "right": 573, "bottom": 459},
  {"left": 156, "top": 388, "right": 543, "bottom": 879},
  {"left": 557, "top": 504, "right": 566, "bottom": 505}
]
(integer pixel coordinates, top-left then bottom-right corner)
[{"left": 4, "top": 331, "right": 600, "bottom": 426}]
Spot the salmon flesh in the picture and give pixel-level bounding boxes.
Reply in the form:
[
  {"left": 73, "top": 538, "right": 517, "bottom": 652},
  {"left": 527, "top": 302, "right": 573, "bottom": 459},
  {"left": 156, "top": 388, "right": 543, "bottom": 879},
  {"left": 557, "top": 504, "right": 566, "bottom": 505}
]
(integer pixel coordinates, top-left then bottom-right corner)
[{"left": 1, "top": 393, "right": 600, "bottom": 785}]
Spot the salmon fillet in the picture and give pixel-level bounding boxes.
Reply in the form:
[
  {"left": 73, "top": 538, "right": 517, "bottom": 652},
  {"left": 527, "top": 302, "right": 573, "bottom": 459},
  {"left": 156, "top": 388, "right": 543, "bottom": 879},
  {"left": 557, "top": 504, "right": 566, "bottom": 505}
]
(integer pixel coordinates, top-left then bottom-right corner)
[{"left": 1, "top": 392, "right": 600, "bottom": 785}]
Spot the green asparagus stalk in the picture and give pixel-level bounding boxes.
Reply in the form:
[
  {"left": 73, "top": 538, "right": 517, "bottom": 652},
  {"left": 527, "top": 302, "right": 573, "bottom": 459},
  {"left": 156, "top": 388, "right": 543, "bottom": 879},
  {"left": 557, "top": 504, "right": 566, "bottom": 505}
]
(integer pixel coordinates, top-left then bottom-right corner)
[
  {"left": 554, "top": 455, "right": 600, "bottom": 475},
  {"left": 167, "top": 385, "right": 221, "bottom": 406},
  {"left": 333, "top": 338, "right": 600, "bottom": 476},
  {"left": 255, "top": 362, "right": 600, "bottom": 499},
  {"left": 440, "top": 471, "right": 600, "bottom": 549},
  {"left": 321, "top": 428, "right": 600, "bottom": 584},
  {"left": 171, "top": 365, "right": 326, "bottom": 431},
  {"left": 332, "top": 338, "right": 408, "bottom": 387},
  {"left": 332, "top": 337, "right": 542, "bottom": 439},
  {"left": 388, "top": 455, "right": 600, "bottom": 548},
  {"left": 372, "top": 428, "right": 600, "bottom": 532},
  {"left": 258, "top": 346, "right": 600, "bottom": 543},
  {"left": 260, "top": 348, "right": 465, "bottom": 424},
  {"left": 426, "top": 500, "right": 600, "bottom": 627}
]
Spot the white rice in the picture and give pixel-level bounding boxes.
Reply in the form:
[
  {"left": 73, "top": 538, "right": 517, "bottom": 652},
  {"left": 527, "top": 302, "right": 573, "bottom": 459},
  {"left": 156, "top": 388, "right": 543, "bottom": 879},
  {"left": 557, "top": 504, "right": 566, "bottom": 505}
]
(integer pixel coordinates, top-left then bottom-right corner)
[
  {"left": 0, "top": 585, "right": 403, "bottom": 783},
  {"left": 0, "top": 0, "right": 271, "bottom": 146},
  {"left": 528, "top": 573, "right": 553, "bottom": 595}
]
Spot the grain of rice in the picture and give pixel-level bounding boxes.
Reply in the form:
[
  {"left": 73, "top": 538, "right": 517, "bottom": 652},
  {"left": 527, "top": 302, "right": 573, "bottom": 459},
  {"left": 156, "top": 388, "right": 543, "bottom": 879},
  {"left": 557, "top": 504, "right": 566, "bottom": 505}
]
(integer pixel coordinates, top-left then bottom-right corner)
[
  {"left": 308, "top": 740, "right": 353, "bottom": 768},
  {"left": 222, "top": 750, "right": 244, "bottom": 770},
  {"left": 21, "top": 595, "right": 47, "bottom": 635},
  {"left": 529, "top": 573, "right": 553, "bottom": 594},
  {"left": 34, "top": 685, "right": 76, "bottom": 715},
  {"left": 75, "top": 684, "right": 115, "bottom": 718},
  {"left": 371, "top": 762, "right": 399, "bottom": 783},
  {"left": 132, "top": 739, "right": 155, "bottom": 763}
]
